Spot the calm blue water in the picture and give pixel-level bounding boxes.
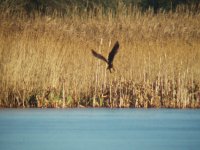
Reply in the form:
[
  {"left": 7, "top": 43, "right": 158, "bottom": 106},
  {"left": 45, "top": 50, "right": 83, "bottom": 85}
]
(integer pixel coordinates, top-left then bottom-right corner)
[{"left": 0, "top": 109, "right": 200, "bottom": 150}]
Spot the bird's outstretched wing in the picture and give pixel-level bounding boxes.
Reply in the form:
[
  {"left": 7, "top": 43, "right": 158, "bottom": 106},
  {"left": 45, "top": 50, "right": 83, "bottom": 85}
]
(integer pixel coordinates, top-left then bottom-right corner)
[
  {"left": 91, "top": 49, "right": 108, "bottom": 63},
  {"left": 108, "top": 41, "right": 119, "bottom": 64}
]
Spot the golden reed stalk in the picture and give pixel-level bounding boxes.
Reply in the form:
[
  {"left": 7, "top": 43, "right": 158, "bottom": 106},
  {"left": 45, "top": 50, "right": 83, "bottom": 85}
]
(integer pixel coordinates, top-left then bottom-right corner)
[{"left": 0, "top": 6, "right": 200, "bottom": 108}]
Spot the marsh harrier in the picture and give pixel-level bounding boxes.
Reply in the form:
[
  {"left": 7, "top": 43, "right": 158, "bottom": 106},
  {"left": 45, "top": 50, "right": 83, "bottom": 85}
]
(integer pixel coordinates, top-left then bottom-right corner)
[{"left": 91, "top": 41, "right": 119, "bottom": 73}]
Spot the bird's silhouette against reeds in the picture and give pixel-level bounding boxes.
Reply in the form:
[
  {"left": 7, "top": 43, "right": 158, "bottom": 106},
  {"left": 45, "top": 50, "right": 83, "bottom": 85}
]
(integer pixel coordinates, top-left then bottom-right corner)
[{"left": 91, "top": 41, "right": 119, "bottom": 73}]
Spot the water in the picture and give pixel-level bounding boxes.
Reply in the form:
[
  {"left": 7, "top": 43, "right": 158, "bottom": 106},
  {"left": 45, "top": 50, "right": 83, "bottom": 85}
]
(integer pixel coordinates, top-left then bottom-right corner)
[{"left": 0, "top": 109, "right": 200, "bottom": 150}]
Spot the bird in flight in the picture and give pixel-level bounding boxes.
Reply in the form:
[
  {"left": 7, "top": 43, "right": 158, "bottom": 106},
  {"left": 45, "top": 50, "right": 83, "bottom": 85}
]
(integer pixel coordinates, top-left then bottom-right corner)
[{"left": 91, "top": 41, "right": 119, "bottom": 73}]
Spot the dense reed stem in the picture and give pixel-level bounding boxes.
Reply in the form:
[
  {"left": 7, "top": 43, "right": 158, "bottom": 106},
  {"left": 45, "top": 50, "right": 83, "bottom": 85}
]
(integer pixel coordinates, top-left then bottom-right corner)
[{"left": 0, "top": 6, "right": 200, "bottom": 108}]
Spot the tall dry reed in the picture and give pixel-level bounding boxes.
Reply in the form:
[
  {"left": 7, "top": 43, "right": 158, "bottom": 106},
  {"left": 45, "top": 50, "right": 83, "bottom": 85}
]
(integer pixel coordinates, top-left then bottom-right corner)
[{"left": 0, "top": 6, "right": 200, "bottom": 108}]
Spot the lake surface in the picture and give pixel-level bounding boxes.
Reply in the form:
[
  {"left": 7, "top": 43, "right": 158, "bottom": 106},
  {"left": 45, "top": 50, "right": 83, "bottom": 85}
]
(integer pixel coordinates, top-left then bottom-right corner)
[{"left": 0, "top": 109, "right": 200, "bottom": 150}]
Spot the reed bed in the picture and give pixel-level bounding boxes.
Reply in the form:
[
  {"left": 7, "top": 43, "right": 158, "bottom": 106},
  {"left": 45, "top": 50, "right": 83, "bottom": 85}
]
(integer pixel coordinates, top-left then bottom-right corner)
[{"left": 0, "top": 6, "right": 200, "bottom": 108}]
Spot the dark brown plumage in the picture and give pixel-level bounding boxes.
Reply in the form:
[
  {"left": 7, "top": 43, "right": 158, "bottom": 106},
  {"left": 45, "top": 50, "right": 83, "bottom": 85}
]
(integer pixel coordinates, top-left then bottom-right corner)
[{"left": 91, "top": 41, "right": 119, "bottom": 73}]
